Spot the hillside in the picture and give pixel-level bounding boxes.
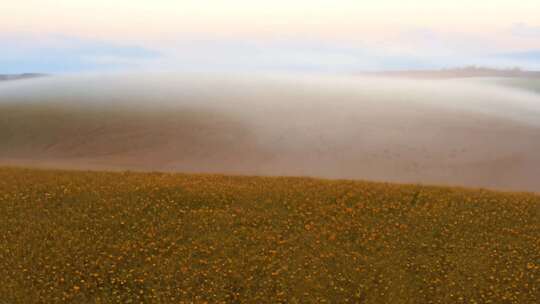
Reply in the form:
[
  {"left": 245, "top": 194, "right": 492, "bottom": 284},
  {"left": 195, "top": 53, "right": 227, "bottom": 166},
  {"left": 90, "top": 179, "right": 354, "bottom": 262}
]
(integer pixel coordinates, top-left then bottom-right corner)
[
  {"left": 1, "top": 74, "right": 540, "bottom": 193},
  {"left": 365, "top": 67, "right": 540, "bottom": 79},
  {"left": 0, "top": 73, "right": 46, "bottom": 81},
  {"left": 0, "top": 167, "right": 538, "bottom": 303}
]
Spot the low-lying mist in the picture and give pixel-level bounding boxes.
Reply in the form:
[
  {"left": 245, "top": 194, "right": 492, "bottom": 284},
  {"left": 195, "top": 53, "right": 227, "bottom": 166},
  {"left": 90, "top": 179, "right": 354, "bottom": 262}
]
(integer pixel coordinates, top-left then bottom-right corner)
[{"left": 1, "top": 72, "right": 540, "bottom": 192}]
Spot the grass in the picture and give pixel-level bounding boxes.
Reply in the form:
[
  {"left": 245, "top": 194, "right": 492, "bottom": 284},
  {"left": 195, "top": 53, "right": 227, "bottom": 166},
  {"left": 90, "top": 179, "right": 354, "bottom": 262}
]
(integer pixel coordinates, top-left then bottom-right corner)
[{"left": 0, "top": 167, "right": 539, "bottom": 303}]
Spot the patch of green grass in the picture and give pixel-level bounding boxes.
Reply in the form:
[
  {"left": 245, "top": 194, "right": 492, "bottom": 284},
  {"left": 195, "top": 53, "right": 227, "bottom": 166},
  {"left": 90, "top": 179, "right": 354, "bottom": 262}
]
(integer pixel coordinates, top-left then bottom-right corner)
[{"left": 0, "top": 167, "right": 538, "bottom": 303}]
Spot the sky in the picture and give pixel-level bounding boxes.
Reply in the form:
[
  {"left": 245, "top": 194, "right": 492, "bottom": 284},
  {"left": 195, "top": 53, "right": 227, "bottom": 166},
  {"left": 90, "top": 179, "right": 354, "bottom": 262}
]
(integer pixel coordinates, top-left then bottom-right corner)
[{"left": 2, "top": 0, "right": 540, "bottom": 73}]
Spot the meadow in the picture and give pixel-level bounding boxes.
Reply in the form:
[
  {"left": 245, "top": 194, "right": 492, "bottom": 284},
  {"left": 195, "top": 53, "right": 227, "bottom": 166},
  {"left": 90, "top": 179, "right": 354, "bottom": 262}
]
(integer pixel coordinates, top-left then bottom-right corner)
[{"left": 1, "top": 167, "right": 538, "bottom": 303}]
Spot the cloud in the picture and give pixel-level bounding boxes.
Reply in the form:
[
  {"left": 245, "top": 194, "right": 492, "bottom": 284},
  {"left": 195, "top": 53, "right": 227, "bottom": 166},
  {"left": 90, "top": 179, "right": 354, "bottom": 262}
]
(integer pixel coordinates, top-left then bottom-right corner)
[
  {"left": 510, "top": 23, "right": 540, "bottom": 37},
  {"left": 0, "top": 34, "right": 160, "bottom": 73},
  {"left": 501, "top": 50, "right": 540, "bottom": 60},
  {"left": 2, "top": 30, "right": 540, "bottom": 74},
  {"left": 150, "top": 37, "right": 454, "bottom": 72}
]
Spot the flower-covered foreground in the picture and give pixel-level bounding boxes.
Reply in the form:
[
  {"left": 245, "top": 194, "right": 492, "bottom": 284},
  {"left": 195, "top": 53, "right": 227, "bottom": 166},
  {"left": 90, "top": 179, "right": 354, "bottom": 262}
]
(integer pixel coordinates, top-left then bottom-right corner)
[{"left": 0, "top": 167, "right": 539, "bottom": 303}]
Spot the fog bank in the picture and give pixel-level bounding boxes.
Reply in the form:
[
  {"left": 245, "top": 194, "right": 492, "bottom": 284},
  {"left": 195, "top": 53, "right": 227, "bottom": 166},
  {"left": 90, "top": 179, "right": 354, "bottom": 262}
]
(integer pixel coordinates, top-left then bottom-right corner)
[{"left": 1, "top": 73, "right": 540, "bottom": 192}]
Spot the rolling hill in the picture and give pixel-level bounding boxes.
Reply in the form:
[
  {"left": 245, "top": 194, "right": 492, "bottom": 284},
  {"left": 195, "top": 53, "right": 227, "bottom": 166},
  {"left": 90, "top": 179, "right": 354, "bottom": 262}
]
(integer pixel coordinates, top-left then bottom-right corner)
[
  {"left": 365, "top": 67, "right": 540, "bottom": 79},
  {"left": 0, "top": 73, "right": 46, "bottom": 81},
  {"left": 1, "top": 73, "right": 540, "bottom": 192}
]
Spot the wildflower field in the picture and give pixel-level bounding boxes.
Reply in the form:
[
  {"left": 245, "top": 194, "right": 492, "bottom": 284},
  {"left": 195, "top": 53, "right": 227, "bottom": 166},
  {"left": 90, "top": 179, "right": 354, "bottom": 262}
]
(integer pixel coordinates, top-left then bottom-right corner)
[{"left": 0, "top": 167, "right": 538, "bottom": 303}]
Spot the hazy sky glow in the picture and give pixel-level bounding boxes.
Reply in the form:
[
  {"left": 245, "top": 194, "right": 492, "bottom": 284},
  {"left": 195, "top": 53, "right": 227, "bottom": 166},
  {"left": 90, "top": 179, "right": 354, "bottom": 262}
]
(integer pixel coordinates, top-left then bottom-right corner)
[{"left": 2, "top": 0, "right": 540, "bottom": 73}]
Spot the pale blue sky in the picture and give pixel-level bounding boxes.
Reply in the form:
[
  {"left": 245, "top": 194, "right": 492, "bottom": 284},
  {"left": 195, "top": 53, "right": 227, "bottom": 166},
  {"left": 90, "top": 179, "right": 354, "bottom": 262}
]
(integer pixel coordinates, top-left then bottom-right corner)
[{"left": 2, "top": 1, "right": 540, "bottom": 73}]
